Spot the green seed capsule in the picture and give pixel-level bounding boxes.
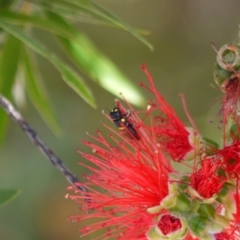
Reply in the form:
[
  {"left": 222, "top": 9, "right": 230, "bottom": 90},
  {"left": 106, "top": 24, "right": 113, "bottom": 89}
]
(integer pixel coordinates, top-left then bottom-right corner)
[
  {"left": 213, "top": 63, "right": 232, "bottom": 90},
  {"left": 213, "top": 44, "right": 240, "bottom": 91},
  {"left": 217, "top": 44, "right": 240, "bottom": 71}
]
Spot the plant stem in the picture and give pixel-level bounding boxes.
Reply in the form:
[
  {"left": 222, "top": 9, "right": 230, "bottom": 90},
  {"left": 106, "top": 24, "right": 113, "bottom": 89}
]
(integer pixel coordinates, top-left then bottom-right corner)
[{"left": 0, "top": 94, "right": 89, "bottom": 200}]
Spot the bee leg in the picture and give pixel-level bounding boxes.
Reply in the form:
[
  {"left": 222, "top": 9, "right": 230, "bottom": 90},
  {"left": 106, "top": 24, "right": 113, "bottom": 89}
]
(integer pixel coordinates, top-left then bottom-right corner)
[{"left": 125, "top": 110, "right": 132, "bottom": 119}]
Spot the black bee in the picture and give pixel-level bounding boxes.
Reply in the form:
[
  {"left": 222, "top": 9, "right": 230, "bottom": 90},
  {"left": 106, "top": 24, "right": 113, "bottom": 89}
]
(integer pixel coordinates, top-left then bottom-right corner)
[{"left": 109, "top": 107, "right": 140, "bottom": 140}]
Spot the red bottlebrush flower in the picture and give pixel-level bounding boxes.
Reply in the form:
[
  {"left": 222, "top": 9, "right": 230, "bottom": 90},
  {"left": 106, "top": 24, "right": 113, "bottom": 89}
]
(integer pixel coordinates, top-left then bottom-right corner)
[
  {"left": 141, "top": 64, "right": 201, "bottom": 162},
  {"left": 67, "top": 64, "right": 240, "bottom": 240},
  {"left": 67, "top": 129, "right": 170, "bottom": 239}
]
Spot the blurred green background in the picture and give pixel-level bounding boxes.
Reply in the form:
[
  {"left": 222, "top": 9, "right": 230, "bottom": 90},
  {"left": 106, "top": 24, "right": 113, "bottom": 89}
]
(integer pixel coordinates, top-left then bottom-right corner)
[{"left": 1, "top": 0, "right": 240, "bottom": 239}]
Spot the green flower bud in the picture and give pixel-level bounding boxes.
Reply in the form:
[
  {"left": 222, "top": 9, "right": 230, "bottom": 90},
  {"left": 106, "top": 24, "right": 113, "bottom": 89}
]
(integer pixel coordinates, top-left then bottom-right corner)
[
  {"left": 213, "top": 63, "right": 232, "bottom": 90},
  {"left": 214, "top": 215, "right": 230, "bottom": 229},
  {"left": 161, "top": 192, "right": 191, "bottom": 213},
  {"left": 147, "top": 205, "right": 162, "bottom": 214},
  {"left": 187, "top": 214, "right": 210, "bottom": 237},
  {"left": 217, "top": 182, "right": 235, "bottom": 201},
  {"left": 197, "top": 204, "right": 216, "bottom": 219},
  {"left": 216, "top": 181, "right": 236, "bottom": 219},
  {"left": 187, "top": 214, "right": 225, "bottom": 239}
]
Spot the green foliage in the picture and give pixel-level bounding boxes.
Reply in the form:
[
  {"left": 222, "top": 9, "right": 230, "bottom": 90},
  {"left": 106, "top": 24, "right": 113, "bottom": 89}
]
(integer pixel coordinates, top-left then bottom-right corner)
[
  {"left": 0, "top": 34, "right": 22, "bottom": 144},
  {"left": 0, "top": 189, "right": 20, "bottom": 206},
  {"left": 23, "top": 48, "right": 61, "bottom": 135},
  {"left": 0, "top": 0, "right": 151, "bottom": 144},
  {"left": 0, "top": 0, "right": 14, "bottom": 9}
]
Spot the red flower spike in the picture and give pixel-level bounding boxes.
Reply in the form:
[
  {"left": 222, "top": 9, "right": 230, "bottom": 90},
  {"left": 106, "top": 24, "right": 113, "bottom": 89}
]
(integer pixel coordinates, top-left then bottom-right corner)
[
  {"left": 141, "top": 64, "right": 201, "bottom": 162},
  {"left": 68, "top": 129, "right": 170, "bottom": 239},
  {"left": 68, "top": 64, "right": 240, "bottom": 240}
]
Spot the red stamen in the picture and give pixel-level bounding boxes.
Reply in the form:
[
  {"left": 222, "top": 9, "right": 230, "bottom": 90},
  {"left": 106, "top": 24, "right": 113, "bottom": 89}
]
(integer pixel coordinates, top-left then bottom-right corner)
[
  {"left": 190, "top": 158, "right": 226, "bottom": 198},
  {"left": 158, "top": 214, "right": 182, "bottom": 235}
]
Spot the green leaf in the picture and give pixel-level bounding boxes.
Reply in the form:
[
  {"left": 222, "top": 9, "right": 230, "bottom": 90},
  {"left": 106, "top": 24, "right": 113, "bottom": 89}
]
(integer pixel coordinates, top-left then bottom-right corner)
[
  {"left": 37, "top": 0, "right": 153, "bottom": 50},
  {"left": 47, "top": 12, "right": 145, "bottom": 107},
  {"left": 0, "top": 189, "right": 21, "bottom": 206},
  {"left": 197, "top": 203, "right": 215, "bottom": 219},
  {"left": 0, "top": 10, "right": 78, "bottom": 40},
  {"left": 59, "top": 36, "right": 145, "bottom": 106},
  {"left": 202, "top": 137, "right": 219, "bottom": 149},
  {"left": 0, "top": 22, "right": 96, "bottom": 108},
  {"left": 1, "top": 9, "right": 145, "bottom": 106},
  {"left": 187, "top": 214, "right": 209, "bottom": 237},
  {"left": 88, "top": 0, "right": 154, "bottom": 50},
  {"left": 0, "top": 0, "right": 14, "bottom": 9},
  {"left": 23, "top": 48, "right": 61, "bottom": 135},
  {"left": 0, "top": 34, "right": 22, "bottom": 146}
]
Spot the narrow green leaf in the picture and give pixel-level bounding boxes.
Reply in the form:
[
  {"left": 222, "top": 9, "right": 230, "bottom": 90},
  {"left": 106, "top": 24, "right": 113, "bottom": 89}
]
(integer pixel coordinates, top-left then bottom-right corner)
[
  {"left": 0, "top": 10, "right": 145, "bottom": 106},
  {"left": 0, "top": 22, "right": 96, "bottom": 108},
  {"left": 59, "top": 36, "right": 145, "bottom": 106},
  {"left": 202, "top": 137, "right": 219, "bottom": 149},
  {"left": 0, "top": 34, "right": 22, "bottom": 97},
  {"left": 37, "top": 0, "right": 149, "bottom": 36},
  {"left": 37, "top": 0, "right": 117, "bottom": 25},
  {"left": 0, "top": 10, "right": 78, "bottom": 40},
  {"left": 88, "top": 0, "right": 154, "bottom": 50},
  {"left": 0, "top": 34, "right": 22, "bottom": 146},
  {"left": 47, "top": 12, "right": 145, "bottom": 107},
  {"left": 37, "top": 0, "right": 153, "bottom": 50},
  {"left": 0, "top": 189, "right": 21, "bottom": 206},
  {"left": 23, "top": 48, "right": 61, "bottom": 135}
]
